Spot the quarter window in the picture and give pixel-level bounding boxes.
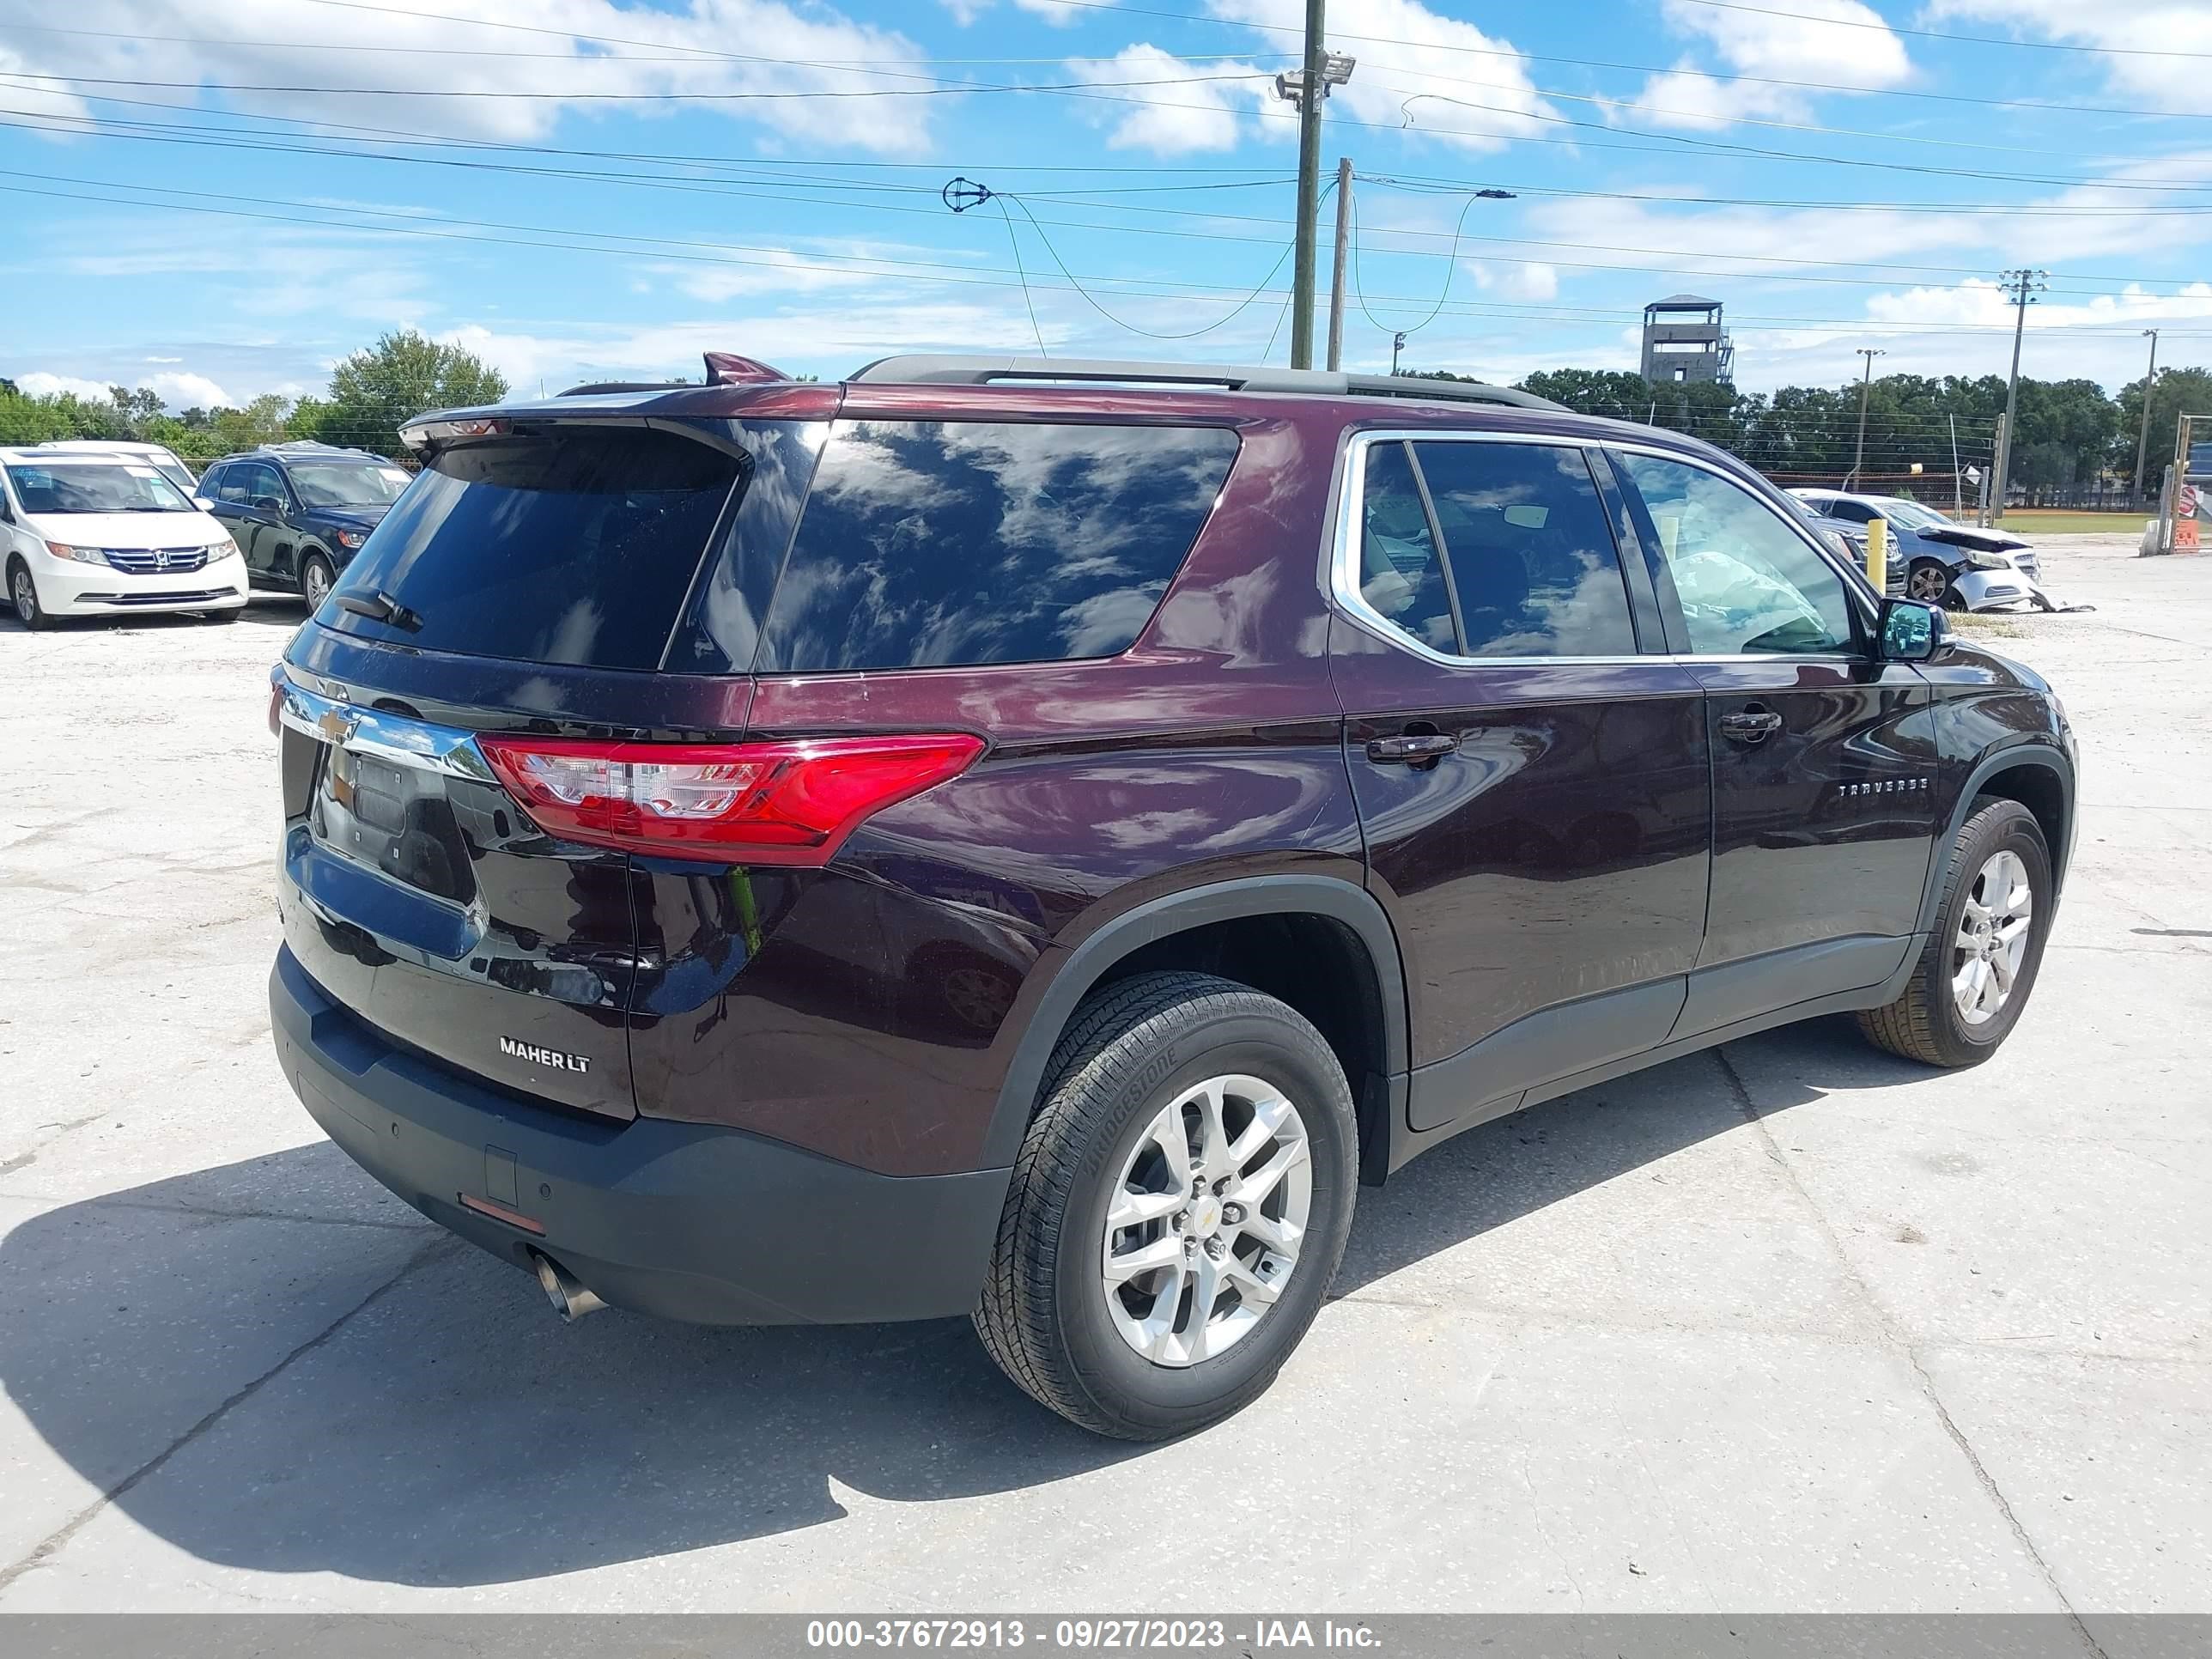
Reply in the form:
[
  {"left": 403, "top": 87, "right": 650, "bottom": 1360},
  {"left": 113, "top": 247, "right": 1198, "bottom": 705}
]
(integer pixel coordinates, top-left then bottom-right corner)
[
  {"left": 1614, "top": 453, "right": 1856, "bottom": 656},
  {"left": 757, "top": 420, "right": 1237, "bottom": 673}
]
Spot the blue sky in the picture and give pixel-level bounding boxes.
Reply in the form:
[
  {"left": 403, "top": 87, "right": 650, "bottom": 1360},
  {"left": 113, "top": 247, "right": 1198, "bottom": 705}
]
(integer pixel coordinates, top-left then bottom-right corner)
[{"left": 3, "top": 0, "right": 2209, "bottom": 409}]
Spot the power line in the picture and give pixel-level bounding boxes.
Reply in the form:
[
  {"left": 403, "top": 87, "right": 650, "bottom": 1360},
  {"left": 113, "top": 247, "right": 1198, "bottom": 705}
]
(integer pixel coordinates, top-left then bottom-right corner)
[
  {"left": 12, "top": 170, "right": 2211, "bottom": 341},
  {"left": 12, "top": 16, "right": 2187, "bottom": 153},
  {"left": 27, "top": 63, "right": 2212, "bottom": 202},
  {"left": 1012, "top": 0, "right": 2212, "bottom": 92},
  {"left": 2, "top": 66, "right": 1279, "bottom": 103},
  {"left": 1668, "top": 0, "right": 2201, "bottom": 60},
  {"left": 3, "top": 19, "right": 1295, "bottom": 68},
  {"left": 17, "top": 76, "right": 2212, "bottom": 219},
  {"left": 17, "top": 105, "right": 2212, "bottom": 309},
  {"left": 25, "top": 6, "right": 2212, "bottom": 126},
  {"left": 1379, "top": 88, "right": 2212, "bottom": 193}
]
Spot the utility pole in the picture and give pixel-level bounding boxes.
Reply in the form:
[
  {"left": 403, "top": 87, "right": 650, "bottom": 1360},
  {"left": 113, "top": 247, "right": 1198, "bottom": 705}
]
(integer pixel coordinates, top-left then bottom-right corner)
[
  {"left": 2133, "top": 327, "right": 2160, "bottom": 503},
  {"left": 1849, "top": 347, "right": 1884, "bottom": 489},
  {"left": 1274, "top": 1, "right": 1351, "bottom": 370},
  {"left": 1948, "top": 414, "right": 1963, "bottom": 519},
  {"left": 1990, "top": 268, "right": 2045, "bottom": 524},
  {"left": 1326, "top": 156, "right": 1352, "bottom": 371}
]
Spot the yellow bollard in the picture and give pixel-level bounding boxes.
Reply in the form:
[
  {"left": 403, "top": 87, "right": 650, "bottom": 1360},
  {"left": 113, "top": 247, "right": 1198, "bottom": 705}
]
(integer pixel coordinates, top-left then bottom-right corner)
[{"left": 1866, "top": 516, "right": 1888, "bottom": 594}]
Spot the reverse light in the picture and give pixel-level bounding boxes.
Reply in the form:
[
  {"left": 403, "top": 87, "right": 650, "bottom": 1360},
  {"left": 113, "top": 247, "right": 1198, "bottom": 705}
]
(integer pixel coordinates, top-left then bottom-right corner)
[{"left": 477, "top": 733, "right": 985, "bottom": 864}]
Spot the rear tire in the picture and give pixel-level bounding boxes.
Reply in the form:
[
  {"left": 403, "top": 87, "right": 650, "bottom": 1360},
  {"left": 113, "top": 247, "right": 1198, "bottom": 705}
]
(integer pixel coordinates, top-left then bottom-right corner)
[
  {"left": 1858, "top": 797, "right": 2051, "bottom": 1067},
  {"left": 8, "top": 558, "right": 52, "bottom": 631},
  {"left": 975, "top": 971, "right": 1357, "bottom": 1440}
]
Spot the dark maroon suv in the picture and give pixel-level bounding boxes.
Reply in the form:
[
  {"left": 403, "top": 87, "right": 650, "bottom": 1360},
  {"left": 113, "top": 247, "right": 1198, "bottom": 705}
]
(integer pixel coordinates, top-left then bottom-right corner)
[{"left": 269, "top": 353, "right": 2075, "bottom": 1438}]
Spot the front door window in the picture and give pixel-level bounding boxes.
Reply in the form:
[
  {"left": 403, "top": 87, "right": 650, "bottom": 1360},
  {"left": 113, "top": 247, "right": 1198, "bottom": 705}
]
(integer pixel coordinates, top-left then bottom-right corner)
[{"left": 1613, "top": 453, "right": 1856, "bottom": 657}]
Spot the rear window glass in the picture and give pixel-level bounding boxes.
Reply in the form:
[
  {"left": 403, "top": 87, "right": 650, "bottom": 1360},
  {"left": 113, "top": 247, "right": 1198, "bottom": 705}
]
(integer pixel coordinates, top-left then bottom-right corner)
[
  {"left": 320, "top": 425, "right": 744, "bottom": 671},
  {"left": 756, "top": 420, "right": 1238, "bottom": 673}
]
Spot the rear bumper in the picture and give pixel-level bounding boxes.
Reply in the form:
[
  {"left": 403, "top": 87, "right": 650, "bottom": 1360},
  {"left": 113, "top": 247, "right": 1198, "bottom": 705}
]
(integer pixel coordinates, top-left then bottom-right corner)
[{"left": 270, "top": 945, "right": 1011, "bottom": 1325}]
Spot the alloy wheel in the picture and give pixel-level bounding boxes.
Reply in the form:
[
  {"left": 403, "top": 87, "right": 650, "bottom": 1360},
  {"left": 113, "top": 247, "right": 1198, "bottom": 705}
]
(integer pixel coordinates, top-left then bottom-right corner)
[
  {"left": 1100, "top": 1073, "right": 1311, "bottom": 1368},
  {"left": 1952, "top": 848, "right": 2033, "bottom": 1025},
  {"left": 302, "top": 560, "right": 332, "bottom": 610},
  {"left": 1908, "top": 564, "right": 1949, "bottom": 603},
  {"left": 11, "top": 568, "right": 33, "bottom": 625}
]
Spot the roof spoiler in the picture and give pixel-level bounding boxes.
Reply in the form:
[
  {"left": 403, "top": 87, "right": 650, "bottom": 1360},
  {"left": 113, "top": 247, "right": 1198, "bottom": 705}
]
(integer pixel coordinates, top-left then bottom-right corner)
[{"left": 702, "top": 352, "right": 791, "bottom": 386}]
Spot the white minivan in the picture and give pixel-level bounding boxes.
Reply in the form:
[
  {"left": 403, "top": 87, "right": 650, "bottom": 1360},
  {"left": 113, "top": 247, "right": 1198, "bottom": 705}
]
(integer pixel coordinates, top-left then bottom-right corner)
[{"left": 2, "top": 446, "right": 248, "bottom": 629}]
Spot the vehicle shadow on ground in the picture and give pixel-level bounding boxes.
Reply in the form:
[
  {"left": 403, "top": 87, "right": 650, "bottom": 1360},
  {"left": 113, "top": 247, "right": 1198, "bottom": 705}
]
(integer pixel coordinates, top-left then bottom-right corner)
[
  {"left": 0, "top": 602, "right": 301, "bottom": 635},
  {"left": 0, "top": 1016, "right": 1926, "bottom": 1589}
]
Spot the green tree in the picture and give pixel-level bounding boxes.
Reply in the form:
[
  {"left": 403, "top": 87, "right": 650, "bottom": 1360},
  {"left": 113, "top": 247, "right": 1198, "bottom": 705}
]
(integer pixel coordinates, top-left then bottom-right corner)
[
  {"left": 1516, "top": 368, "right": 1654, "bottom": 419},
  {"left": 305, "top": 329, "right": 507, "bottom": 454},
  {"left": 2118, "top": 366, "right": 2212, "bottom": 489}
]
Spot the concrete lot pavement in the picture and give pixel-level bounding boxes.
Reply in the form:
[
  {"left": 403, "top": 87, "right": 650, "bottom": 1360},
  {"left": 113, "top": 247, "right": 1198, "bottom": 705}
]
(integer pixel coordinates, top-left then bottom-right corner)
[{"left": 2, "top": 537, "right": 2206, "bottom": 1613}]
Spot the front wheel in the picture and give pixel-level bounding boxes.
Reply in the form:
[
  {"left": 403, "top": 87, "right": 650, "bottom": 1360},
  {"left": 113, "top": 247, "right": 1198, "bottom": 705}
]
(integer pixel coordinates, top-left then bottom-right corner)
[
  {"left": 1858, "top": 797, "right": 2052, "bottom": 1066},
  {"left": 8, "top": 559, "right": 52, "bottom": 631},
  {"left": 975, "top": 971, "right": 1357, "bottom": 1440},
  {"left": 1905, "top": 558, "right": 1954, "bottom": 607},
  {"left": 299, "top": 553, "right": 334, "bottom": 612}
]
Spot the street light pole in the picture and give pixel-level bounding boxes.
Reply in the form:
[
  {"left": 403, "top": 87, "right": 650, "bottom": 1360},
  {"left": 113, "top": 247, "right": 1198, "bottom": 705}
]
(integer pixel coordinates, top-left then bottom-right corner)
[
  {"left": 1849, "top": 347, "right": 1884, "bottom": 489},
  {"left": 1990, "top": 268, "right": 2045, "bottom": 524},
  {"left": 2133, "top": 327, "right": 2160, "bottom": 503},
  {"left": 1391, "top": 331, "right": 1406, "bottom": 375}
]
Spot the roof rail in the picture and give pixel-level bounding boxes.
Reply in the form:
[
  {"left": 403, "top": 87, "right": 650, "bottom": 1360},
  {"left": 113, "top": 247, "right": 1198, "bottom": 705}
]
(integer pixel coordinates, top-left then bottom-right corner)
[
  {"left": 847, "top": 354, "right": 1563, "bottom": 411},
  {"left": 559, "top": 380, "right": 689, "bottom": 396}
]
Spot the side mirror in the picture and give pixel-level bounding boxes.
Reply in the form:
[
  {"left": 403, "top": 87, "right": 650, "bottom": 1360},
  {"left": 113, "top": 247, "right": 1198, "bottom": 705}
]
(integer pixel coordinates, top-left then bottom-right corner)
[
  {"left": 1879, "top": 598, "right": 1949, "bottom": 663},
  {"left": 252, "top": 494, "right": 283, "bottom": 513},
  {"left": 191, "top": 495, "right": 216, "bottom": 512}
]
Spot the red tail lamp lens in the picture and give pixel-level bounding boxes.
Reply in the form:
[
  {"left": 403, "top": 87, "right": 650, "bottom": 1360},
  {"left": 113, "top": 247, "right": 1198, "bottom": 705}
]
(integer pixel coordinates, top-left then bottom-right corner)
[{"left": 476, "top": 733, "right": 984, "bottom": 864}]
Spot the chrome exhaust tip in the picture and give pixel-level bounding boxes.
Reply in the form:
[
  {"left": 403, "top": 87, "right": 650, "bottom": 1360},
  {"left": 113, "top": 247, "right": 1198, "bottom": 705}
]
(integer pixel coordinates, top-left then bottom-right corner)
[{"left": 532, "top": 1252, "right": 607, "bottom": 1322}]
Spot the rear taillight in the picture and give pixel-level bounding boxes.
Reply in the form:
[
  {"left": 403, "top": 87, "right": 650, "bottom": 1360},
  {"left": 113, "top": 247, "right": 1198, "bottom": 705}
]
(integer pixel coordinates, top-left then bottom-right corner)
[{"left": 477, "top": 734, "right": 984, "bottom": 865}]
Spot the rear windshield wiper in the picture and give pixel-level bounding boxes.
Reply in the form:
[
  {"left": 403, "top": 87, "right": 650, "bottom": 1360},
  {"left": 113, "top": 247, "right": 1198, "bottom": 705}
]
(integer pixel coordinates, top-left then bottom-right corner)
[{"left": 337, "top": 589, "right": 424, "bottom": 631}]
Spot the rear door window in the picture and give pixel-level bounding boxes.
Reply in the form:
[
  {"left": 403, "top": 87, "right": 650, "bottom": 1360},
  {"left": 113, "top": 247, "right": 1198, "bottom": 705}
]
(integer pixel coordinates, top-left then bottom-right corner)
[
  {"left": 756, "top": 420, "right": 1238, "bottom": 673},
  {"left": 320, "top": 424, "right": 745, "bottom": 670},
  {"left": 1411, "top": 441, "right": 1639, "bottom": 658}
]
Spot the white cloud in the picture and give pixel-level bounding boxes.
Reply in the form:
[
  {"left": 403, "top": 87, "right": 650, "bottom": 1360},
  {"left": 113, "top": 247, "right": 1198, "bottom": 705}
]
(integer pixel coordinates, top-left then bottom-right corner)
[
  {"left": 15, "top": 373, "right": 116, "bottom": 403},
  {"left": 137, "top": 372, "right": 234, "bottom": 410},
  {"left": 1070, "top": 46, "right": 1267, "bottom": 155},
  {"left": 1929, "top": 2, "right": 2206, "bottom": 108},
  {"left": 15, "top": 369, "right": 232, "bottom": 410},
  {"left": 0, "top": 0, "right": 939, "bottom": 152},
  {"left": 1468, "top": 259, "right": 1559, "bottom": 301},
  {"left": 644, "top": 240, "right": 935, "bottom": 301},
  {"left": 1201, "top": 0, "right": 1559, "bottom": 153},
  {"left": 1614, "top": 0, "right": 1912, "bottom": 131},
  {"left": 941, "top": 0, "right": 1083, "bottom": 22}
]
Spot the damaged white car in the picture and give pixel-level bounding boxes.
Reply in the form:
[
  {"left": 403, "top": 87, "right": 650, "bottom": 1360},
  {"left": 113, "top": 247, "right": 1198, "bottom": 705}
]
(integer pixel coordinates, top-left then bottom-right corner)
[{"left": 1789, "top": 489, "right": 2067, "bottom": 612}]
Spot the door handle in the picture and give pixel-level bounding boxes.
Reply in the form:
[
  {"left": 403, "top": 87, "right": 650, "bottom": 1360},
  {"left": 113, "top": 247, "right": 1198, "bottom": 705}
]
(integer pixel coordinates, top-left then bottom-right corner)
[
  {"left": 1718, "top": 708, "right": 1784, "bottom": 744},
  {"left": 1366, "top": 732, "right": 1460, "bottom": 763}
]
